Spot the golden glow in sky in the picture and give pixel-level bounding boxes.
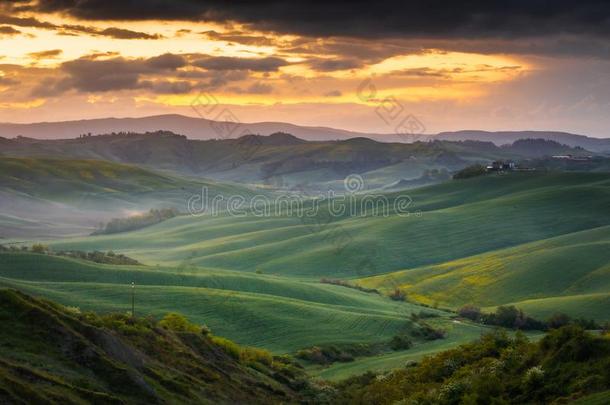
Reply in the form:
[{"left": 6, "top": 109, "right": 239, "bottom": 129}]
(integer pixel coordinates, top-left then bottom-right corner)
[{"left": 5, "top": 7, "right": 591, "bottom": 135}]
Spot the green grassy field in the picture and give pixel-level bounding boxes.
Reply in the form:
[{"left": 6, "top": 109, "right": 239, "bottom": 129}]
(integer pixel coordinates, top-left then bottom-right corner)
[
  {"left": 360, "top": 225, "right": 610, "bottom": 321},
  {"left": 45, "top": 172, "right": 610, "bottom": 277},
  {"left": 2, "top": 171, "right": 609, "bottom": 380},
  {"left": 0, "top": 252, "right": 478, "bottom": 357},
  {"left": 0, "top": 156, "right": 259, "bottom": 205},
  {"left": 41, "top": 172, "right": 610, "bottom": 323}
]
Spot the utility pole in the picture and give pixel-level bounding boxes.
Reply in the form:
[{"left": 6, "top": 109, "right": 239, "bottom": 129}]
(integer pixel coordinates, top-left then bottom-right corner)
[{"left": 131, "top": 281, "right": 135, "bottom": 318}]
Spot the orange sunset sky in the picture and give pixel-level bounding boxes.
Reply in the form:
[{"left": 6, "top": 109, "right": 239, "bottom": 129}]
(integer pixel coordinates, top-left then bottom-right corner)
[{"left": 1, "top": 1, "right": 610, "bottom": 136}]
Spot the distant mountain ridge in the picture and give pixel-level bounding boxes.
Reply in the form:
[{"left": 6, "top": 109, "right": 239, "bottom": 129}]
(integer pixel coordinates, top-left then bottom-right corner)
[
  {"left": 0, "top": 114, "right": 401, "bottom": 142},
  {"left": 1, "top": 114, "right": 609, "bottom": 151}
]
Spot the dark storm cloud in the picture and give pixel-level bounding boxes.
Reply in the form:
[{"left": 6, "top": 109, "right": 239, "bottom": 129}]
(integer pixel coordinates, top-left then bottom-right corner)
[
  {"left": 20, "top": 0, "right": 610, "bottom": 39},
  {"left": 27, "top": 52, "right": 256, "bottom": 96},
  {"left": 0, "top": 14, "right": 163, "bottom": 39},
  {"left": 201, "top": 30, "right": 276, "bottom": 46},
  {"left": 35, "top": 54, "right": 187, "bottom": 94},
  {"left": 230, "top": 82, "right": 273, "bottom": 94},
  {"left": 0, "top": 15, "right": 56, "bottom": 29},
  {"left": 95, "top": 27, "right": 162, "bottom": 39},
  {"left": 0, "top": 25, "right": 21, "bottom": 35},
  {"left": 306, "top": 57, "right": 363, "bottom": 72},
  {"left": 146, "top": 53, "right": 187, "bottom": 70},
  {"left": 59, "top": 58, "right": 144, "bottom": 92},
  {"left": 142, "top": 80, "right": 194, "bottom": 94},
  {"left": 193, "top": 56, "right": 288, "bottom": 72}
]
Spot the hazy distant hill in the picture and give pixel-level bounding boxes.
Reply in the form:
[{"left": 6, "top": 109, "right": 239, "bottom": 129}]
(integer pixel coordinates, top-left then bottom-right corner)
[
  {"left": 0, "top": 156, "right": 258, "bottom": 238},
  {"left": 0, "top": 131, "right": 590, "bottom": 191},
  {"left": 436, "top": 130, "right": 610, "bottom": 153},
  {"left": 0, "top": 131, "right": 586, "bottom": 191},
  {"left": 2, "top": 115, "right": 610, "bottom": 151},
  {"left": 0, "top": 114, "right": 401, "bottom": 142}
]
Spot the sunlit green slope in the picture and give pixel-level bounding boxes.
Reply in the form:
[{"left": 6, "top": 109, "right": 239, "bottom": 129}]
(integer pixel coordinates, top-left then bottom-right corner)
[
  {"left": 360, "top": 226, "right": 610, "bottom": 321},
  {"left": 0, "top": 252, "right": 476, "bottom": 354}
]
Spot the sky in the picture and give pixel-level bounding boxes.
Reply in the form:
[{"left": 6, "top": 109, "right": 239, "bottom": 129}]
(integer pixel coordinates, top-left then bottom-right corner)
[{"left": 1, "top": 0, "right": 610, "bottom": 136}]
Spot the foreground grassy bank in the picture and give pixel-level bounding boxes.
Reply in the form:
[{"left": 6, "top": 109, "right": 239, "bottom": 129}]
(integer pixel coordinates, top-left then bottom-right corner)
[{"left": 1, "top": 289, "right": 608, "bottom": 404}]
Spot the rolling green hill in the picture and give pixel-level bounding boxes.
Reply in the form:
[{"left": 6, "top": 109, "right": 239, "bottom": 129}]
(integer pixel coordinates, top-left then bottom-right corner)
[
  {"left": 34, "top": 172, "right": 610, "bottom": 324},
  {"left": 0, "top": 131, "right": 589, "bottom": 191},
  {"left": 359, "top": 226, "right": 610, "bottom": 321},
  {"left": 2, "top": 170, "right": 609, "bottom": 384},
  {"left": 0, "top": 156, "right": 260, "bottom": 238},
  {"left": 0, "top": 156, "right": 256, "bottom": 204},
  {"left": 47, "top": 172, "right": 610, "bottom": 276},
  {"left": 0, "top": 252, "right": 483, "bottom": 355}
]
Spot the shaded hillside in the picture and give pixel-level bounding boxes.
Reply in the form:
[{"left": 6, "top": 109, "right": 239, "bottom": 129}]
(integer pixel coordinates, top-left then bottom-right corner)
[
  {"left": 505, "top": 138, "right": 589, "bottom": 158},
  {"left": 0, "top": 288, "right": 311, "bottom": 404},
  {"left": 436, "top": 130, "right": 610, "bottom": 153},
  {"left": 0, "top": 131, "right": 590, "bottom": 190},
  {"left": 0, "top": 157, "right": 259, "bottom": 238}
]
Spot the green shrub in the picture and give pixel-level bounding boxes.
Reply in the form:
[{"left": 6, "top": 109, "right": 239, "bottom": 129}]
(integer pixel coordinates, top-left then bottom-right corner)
[
  {"left": 389, "top": 288, "right": 406, "bottom": 301},
  {"left": 31, "top": 244, "right": 49, "bottom": 254},
  {"left": 547, "top": 312, "right": 571, "bottom": 329},
  {"left": 201, "top": 324, "right": 212, "bottom": 335},
  {"left": 241, "top": 347, "right": 273, "bottom": 367},
  {"left": 390, "top": 335, "right": 413, "bottom": 351},
  {"left": 296, "top": 343, "right": 370, "bottom": 364},
  {"left": 211, "top": 336, "right": 241, "bottom": 360},
  {"left": 411, "top": 322, "right": 445, "bottom": 340},
  {"left": 458, "top": 304, "right": 482, "bottom": 321},
  {"left": 93, "top": 208, "right": 179, "bottom": 235},
  {"left": 158, "top": 313, "right": 201, "bottom": 333}
]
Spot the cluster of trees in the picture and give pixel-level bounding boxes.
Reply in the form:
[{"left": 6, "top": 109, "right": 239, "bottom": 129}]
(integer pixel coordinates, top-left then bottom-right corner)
[
  {"left": 93, "top": 208, "right": 179, "bottom": 235},
  {"left": 78, "top": 130, "right": 187, "bottom": 139},
  {"left": 458, "top": 304, "right": 604, "bottom": 331},
  {"left": 0, "top": 244, "right": 140, "bottom": 265},
  {"left": 319, "top": 278, "right": 380, "bottom": 294},
  {"left": 410, "top": 322, "right": 446, "bottom": 341},
  {"left": 296, "top": 343, "right": 379, "bottom": 365},
  {"left": 452, "top": 164, "right": 488, "bottom": 179},
  {"left": 297, "top": 312, "right": 447, "bottom": 366},
  {"left": 58, "top": 250, "right": 140, "bottom": 266},
  {"left": 332, "top": 326, "right": 610, "bottom": 404}
]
